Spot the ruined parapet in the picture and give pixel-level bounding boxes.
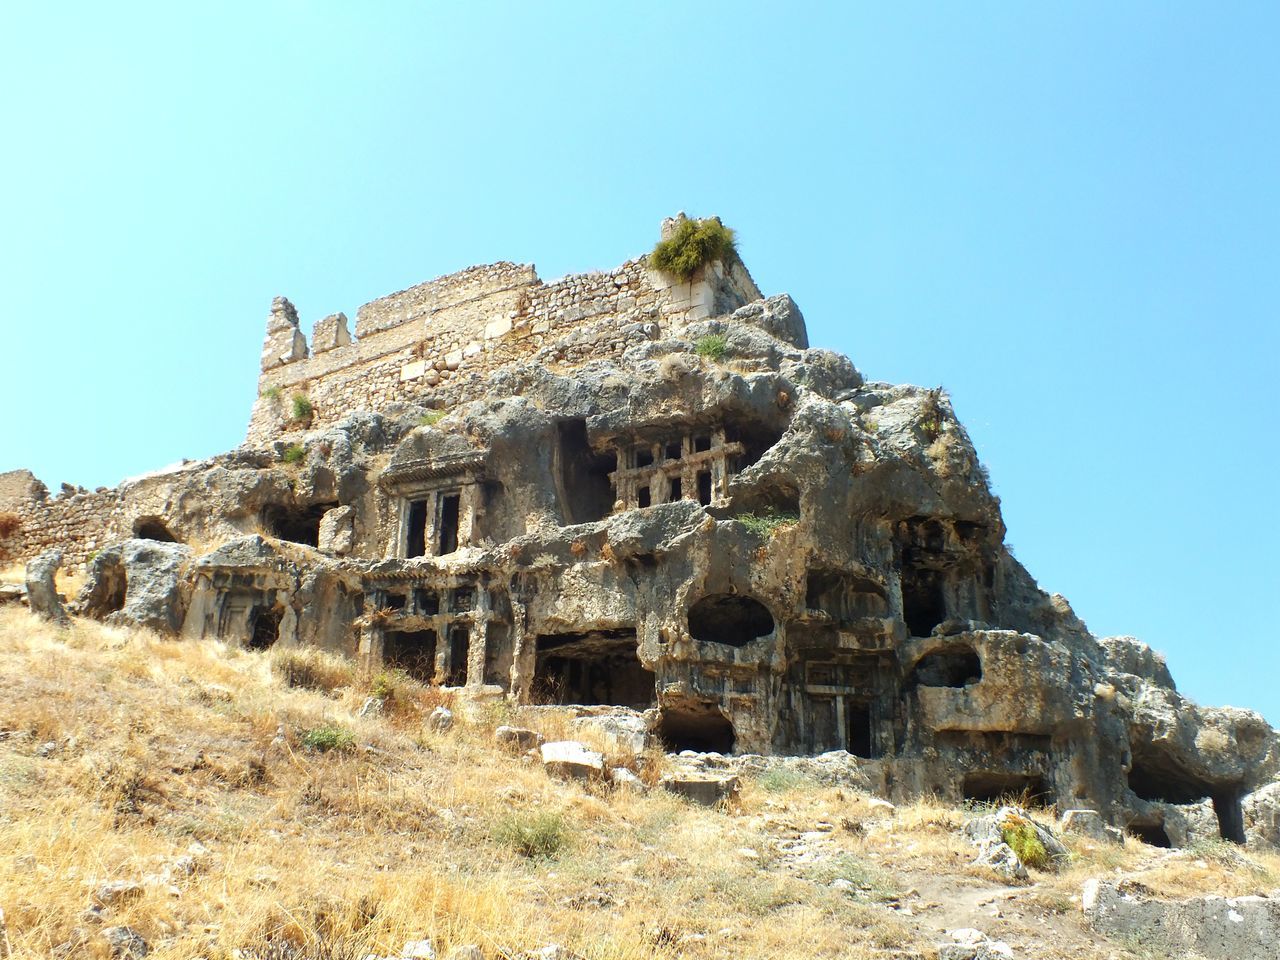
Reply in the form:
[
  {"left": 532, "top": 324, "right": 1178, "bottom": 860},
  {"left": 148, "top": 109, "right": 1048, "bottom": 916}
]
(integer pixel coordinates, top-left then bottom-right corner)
[
  {"left": 260, "top": 296, "right": 308, "bottom": 372},
  {"left": 311, "top": 312, "right": 351, "bottom": 354}
]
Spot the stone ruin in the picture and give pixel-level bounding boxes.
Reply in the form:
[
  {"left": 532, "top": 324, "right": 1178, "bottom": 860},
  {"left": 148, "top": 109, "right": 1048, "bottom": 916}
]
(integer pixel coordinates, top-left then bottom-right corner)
[{"left": 3, "top": 215, "right": 1278, "bottom": 849}]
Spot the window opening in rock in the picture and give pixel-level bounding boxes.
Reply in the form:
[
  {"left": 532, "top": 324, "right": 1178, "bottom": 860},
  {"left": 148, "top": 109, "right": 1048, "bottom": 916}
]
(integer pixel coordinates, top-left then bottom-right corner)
[
  {"left": 445, "top": 625, "right": 469, "bottom": 686},
  {"left": 687, "top": 594, "right": 774, "bottom": 647},
  {"left": 451, "top": 586, "right": 474, "bottom": 612},
  {"left": 133, "top": 517, "right": 178, "bottom": 543},
  {"left": 665, "top": 441, "right": 682, "bottom": 461},
  {"left": 657, "top": 706, "right": 735, "bottom": 753},
  {"left": 847, "top": 702, "right": 875, "bottom": 758},
  {"left": 406, "top": 499, "right": 429, "bottom": 558},
  {"left": 905, "top": 647, "right": 982, "bottom": 689},
  {"left": 668, "top": 477, "right": 682, "bottom": 501},
  {"left": 696, "top": 470, "right": 712, "bottom": 505},
  {"left": 414, "top": 588, "right": 439, "bottom": 616},
  {"left": 1129, "top": 821, "right": 1171, "bottom": 848},
  {"left": 384, "top": 628, "right": 437, "bottom": 683},
  {"left": 635, "top": 448, "right": 654, "bottom": 468},
  {"left": 637, "top": 486, "right": 651, "bottom": 508},
  {"left": 532, "top": 629, "right": 654, "bottom": 708},
  {"left": 556, "top": 419, "right": 617, "bottom": 524},
  {"left": 694, "top": 434, "right": 712, "bottom": 453},
  {"left": 386, "top": 593, "right": 407, "bottom": 611},
  {"left": 437, "top": 493, "right": 460, "bottom": 555},
  {"left": 248, "top": 607, "right": 281, "bottom": 651},
  {"left": 963, "top": 772, "right": 1051, "bottom": 807},
  {"left": 264, "top": 502, "right": 335, "bottom": 548},
  {"left": 901, "top": 566, "right": 946, "bottom": 637}
]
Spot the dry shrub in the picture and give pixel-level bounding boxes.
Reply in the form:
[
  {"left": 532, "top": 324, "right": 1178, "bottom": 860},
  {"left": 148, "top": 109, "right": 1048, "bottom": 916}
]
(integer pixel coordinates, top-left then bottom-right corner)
[{"left": 272, "top": 647, "right": 354, "bottom": 694}]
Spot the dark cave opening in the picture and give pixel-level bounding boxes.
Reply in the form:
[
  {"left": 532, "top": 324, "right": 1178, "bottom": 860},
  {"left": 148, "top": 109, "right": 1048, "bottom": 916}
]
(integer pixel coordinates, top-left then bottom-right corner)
[
  {"left": 264, "top": 502, "right": 336, "bottom": 548},
  {"left": 963, "top": 772, "right": 1052, "bottom": 807},
  {"left": 657, "top": 706, "right": 736, "bottom": 754},
  {"left": 437, "top": 493, "right": 460, "bottom": 556},
  {"left": 133, "top": 516, "right": 178, "bottom": 543},
  {"left": 724, "top": 419, "right": 784, "bottom": 472},
  {"left": 248, "top": 607, "right": 281, "bottom": 651},
  {"left": 1129, "top": 753, "right": 1246, "bottom": 843},
  {"left": 805, "top": 569, "right": 889, "bottom": 623},
  {"left": 1129, "top": 820, "right": 1172, "bottom": 848},
  {"left": 696, "top": 469, "right": 713, "bottom": 506},
  {"left": 901, "top": 565, "right": 946, "bottom": 637},
  {"left": 847, "top": 702, "right": 875, "bottom": 759},
  {"left": 532, "top": 630, "right": 654, "bottom": 708},
  {"left": 406, "top": 499, "right": 429, "bottom": 558},
  {"left": 444, "top": 625, "right": 469, "bottom": 686},
  {"left": 384, "top": 628, "right": 438, "bottom": 683},
  {"left": 687, "top": 594, "right": 774, "bottom": 647},
  {"left": 557, "top": 418, "right": 617, "bottom": 524},
  {"left": 905, "top": 646, "right": 982, "bottom": 689}
]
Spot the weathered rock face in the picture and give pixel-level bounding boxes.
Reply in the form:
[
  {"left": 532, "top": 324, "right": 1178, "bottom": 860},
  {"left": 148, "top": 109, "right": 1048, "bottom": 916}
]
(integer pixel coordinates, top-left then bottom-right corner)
[
  {"left": 1083, "top": 879, "right": 1280, "bottom": 960},
  {"left": 11, "top": 219, "right": 1280, "bottom": 849},
  {"left": 25, "top": 549, "right": 67, "bottom": 625},
  {"left": 75, "top": 539, "right": 192, "bottom": 633}
]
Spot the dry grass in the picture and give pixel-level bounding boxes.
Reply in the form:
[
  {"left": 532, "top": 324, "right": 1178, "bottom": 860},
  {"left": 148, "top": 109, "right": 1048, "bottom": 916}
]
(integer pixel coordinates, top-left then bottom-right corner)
[
  {"left": 5, "top": 607, "right": 1277, "bottom": 959},
  {"left": 0, "top": 608, "right": 933, "bottom": 960}
]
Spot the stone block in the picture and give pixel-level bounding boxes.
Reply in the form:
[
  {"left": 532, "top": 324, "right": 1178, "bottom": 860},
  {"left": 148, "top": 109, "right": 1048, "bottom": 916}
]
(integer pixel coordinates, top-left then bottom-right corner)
[
  {"left": 311, "top": 312, "right": 352, "bottom": 353},
  {"left": 540, "top": 741, "right": 605, "bottom": 781},
  {"left": 660, "top": 774, "right": 740, "bottom": 807},
  {"left": 401, "top": 360, "right": 427, "bottom": 382}
]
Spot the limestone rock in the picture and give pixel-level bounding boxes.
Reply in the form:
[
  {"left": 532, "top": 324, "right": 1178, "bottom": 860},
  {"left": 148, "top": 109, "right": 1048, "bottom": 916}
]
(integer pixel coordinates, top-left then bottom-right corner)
[
  {"left": 495, "top": 726, "right": 544, "bottom": 752},
  {"left": 76, "top": 539, "right": 191, "bottom": 633},
  {"left": 428, "top": 706, "right": 454, "bottom": 733},
  {"left": 570, "top": 714, "right": 648, "bottom": 754},
  {"left": 540, "top": 741, "right": 605, "bottom": 781},
  {"left": 1060, "top": 809, "right": 1119, "bottom": 843},
  {"left": 1083, "top": 878, "right": 1280, "bottom": 960},
  {"left": 25, "top": 549, "right": 67, "bottom": 624},
  {"left": 660, "top": 774, "right": 740, "bottom": 807},
  {"left": 101, "top": 925, "right": 148, "bottom": 958}
]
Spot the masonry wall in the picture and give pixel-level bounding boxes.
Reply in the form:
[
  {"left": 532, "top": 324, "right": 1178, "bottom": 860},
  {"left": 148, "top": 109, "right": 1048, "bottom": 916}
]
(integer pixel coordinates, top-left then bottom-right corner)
[
  {"left": 246, "top": 256, "right": 760, "bottom": 444},
  {"left": 0, "top": 484, "right": 122, "bottom": 568}
]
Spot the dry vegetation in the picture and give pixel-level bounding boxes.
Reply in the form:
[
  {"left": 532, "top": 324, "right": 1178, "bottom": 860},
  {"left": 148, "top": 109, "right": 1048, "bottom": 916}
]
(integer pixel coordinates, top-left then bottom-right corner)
[{"left": 1, "top": 607, "right": 1277, "bottom": 960}]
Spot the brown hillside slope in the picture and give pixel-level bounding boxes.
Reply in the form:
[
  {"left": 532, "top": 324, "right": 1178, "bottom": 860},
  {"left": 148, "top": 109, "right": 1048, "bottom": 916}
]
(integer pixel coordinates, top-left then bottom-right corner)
[{"left": 0, "top": 608, "right": 1275, "bottom": 960}]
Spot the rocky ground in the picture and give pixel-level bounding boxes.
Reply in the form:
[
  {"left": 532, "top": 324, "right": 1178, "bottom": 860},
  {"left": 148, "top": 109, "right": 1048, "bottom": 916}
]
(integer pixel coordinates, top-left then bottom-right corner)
[{"left": 1, "top": 606, "right": 1277, "bottom": 960}]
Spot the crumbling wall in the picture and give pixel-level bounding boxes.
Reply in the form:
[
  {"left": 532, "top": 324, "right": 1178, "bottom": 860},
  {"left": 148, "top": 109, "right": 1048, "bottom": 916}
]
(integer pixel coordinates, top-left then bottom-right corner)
[{"left": 245, "top": 256, "right": 760, "bottom": 445}]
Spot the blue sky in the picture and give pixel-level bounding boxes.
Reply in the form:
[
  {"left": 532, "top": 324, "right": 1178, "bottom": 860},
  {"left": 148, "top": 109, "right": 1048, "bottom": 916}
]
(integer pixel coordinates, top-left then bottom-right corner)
[{"left": 2, "top": 4, "right": 1276, "bottom": 721}]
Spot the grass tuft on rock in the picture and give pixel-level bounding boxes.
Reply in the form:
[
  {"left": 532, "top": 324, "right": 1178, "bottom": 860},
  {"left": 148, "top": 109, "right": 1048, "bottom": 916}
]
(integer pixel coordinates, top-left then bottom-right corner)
[
  {"left": 738, "top": 509, "right": 800, "bottom": 537},
  {"left": 1002, "top": 816, "right": 1049, "bottom": 869},
  {"left": 650, "top": 216, "right": 737, "bottom": 282},
  {"left": 282, "top": 443, "right": 306, "bottom": 465},
  {"left": 291, "top": 393, "right": 314, "bottom": 422},
  {"left": 694, "top": 334, "right": 729, "bottom": 361}
]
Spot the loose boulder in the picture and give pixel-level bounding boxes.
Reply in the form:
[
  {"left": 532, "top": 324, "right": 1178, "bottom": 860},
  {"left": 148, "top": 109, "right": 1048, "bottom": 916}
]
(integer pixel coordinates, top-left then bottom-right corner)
[
  {"left": 539, "top": 741, "right": 605, "bottom": 781},
  {"left": 25, "top": 549, "right": 68, "bottom": 625}
]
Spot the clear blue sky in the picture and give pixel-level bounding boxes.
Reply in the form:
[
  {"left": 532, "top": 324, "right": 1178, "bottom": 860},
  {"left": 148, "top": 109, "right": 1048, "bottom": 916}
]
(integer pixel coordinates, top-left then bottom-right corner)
[{"left": 2, "top": 4, "right": 1276, "bottom": 721}]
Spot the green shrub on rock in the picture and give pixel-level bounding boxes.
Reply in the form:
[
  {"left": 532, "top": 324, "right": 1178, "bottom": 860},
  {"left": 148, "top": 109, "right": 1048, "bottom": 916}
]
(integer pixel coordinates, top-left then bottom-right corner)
[{"left": 650, "top": 217, "right": 737, "bottom": 282}]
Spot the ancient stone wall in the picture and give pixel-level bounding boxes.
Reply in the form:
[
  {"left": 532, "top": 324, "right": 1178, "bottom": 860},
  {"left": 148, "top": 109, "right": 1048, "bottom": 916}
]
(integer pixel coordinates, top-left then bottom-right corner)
[
  {"left": 0, "top": 485, "right": 121, "bottom": 568},
  {"left": 245, "top": 256, "right": 759, "bottom": 444}
]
